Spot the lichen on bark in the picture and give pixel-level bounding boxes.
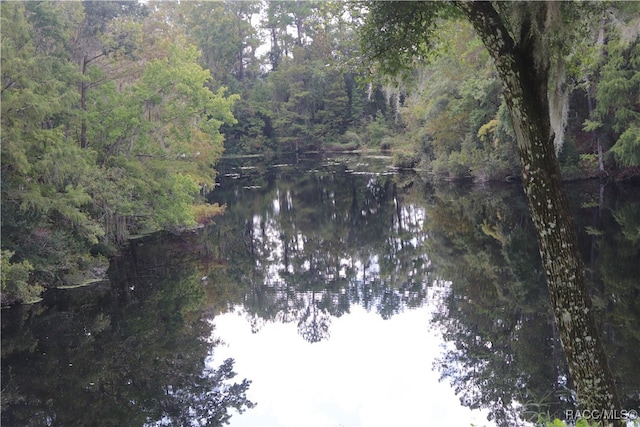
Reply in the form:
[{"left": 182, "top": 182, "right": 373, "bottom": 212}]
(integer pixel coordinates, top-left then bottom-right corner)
[{"left": 457, "top": 1, "right": 622, "bottom": 423}]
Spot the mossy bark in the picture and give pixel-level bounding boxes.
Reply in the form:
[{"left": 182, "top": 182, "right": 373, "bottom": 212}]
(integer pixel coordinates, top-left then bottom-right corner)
[{"left": 457, "top": 2, "right": 622, "bottom": 423}]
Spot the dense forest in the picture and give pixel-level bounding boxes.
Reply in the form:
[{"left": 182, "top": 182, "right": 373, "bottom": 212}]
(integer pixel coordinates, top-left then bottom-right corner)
[{"left": 2, "top": 1, "right": 639, "bottom": 305}]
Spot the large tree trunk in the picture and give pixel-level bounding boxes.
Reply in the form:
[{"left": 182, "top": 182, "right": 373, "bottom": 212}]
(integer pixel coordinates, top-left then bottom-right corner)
[{"left": 458, "top": 2, "right": 622, "bottom": 423}]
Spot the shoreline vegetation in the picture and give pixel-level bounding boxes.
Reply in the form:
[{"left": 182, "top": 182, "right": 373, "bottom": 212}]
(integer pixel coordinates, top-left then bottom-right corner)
[
  {"left": 3, "top": 151, "right": 635, "bottom": 308},
  {"left": 2, "top": 147, "right": 637, "bottom": 308},
  {"left": 2, "top": 1, "right": 639, "bottom": 305}
]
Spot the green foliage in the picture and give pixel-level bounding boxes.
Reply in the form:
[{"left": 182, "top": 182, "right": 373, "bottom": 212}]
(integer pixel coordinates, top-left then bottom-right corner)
[
  {"left": 1, "top": 2, "right": 106, "bottom": 297},
  {"left": 0, "top": 251, "right": 41, "bottom": 304},
  {"left": 585, "top": 20, "right": 640, "bottom": 167},
  {"left": 610, "top": 124, "right": 640, "bottom": 167},
  {"left": 192, "top": 203, "right": 225, "bottom": 225},
  {"left": 1, "top": 2, "right": 238, "bottom": 300},
  {"left": 542, "top": 418, "right": 596, "bottom": 427},
  {"left": 364, "top": 114, "right": 391, "bottom": 147},
  {"left": 265, "top": 50, "right": 351, "bottom": 151},
  {"left": 431, "top": 151, "right": 473, "bottom": 180},
  {"left": 3, "top": 0, "right": 639, "bottom": 302},
  {"left": 387, "top": 20, "right": 517, "bottom": 180},
  {"left": 132, "top": 41, "right": 238, "bottom": 180},
  {"left": 360, "top": 1, "right": 639, "bottom": 180},
  {"left": 477, "top": 119, "right": 499, "bottom": 144},
  {"left": 179, "top": 1, "right": 261, "bottom": 85},
  {"left": 392, "top": 150, "right": 419, "bottom": 169},
  {"left": 358, "top": 2, "right": 459, "bottom": 79}
]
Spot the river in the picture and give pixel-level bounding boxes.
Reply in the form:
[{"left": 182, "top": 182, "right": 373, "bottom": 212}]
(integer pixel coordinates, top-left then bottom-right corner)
[{"left": 2, "top": 154, "right": 639, "bottom": 426}]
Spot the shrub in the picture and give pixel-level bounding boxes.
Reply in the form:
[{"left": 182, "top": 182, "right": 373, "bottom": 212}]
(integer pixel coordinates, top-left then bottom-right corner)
[
  {"left": 393, "top": 151, "right": 419, "bottom": 169},
  {"left": 193, "top": 203, "right": 225, "bottom": 225},
  {"left": 1, "top": 250, "right": 43, "bottom": 304}
]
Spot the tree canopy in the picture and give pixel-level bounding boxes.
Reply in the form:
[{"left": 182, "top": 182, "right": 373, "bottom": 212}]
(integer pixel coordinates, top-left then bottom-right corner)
[
  {"left": 2, "top": 0, "right": 638, "bottom": 315},
  {"left": 1, "top": 2, "right": 235, "bottom": 303}
]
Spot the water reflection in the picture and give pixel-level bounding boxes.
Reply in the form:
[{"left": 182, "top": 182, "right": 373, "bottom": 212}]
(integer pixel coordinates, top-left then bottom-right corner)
[
  {"left": 1, "top": 233, "right": 254, "bottom": 426},
  {"left": 213, "top": 300, "right": 494, "bottom": 427},
  {"left": 208, "top": 156, "right": 640, "bottom": 425},
  {"left": 209, "top": 157, "right": 432, "bottom": 344},
  {"left": 425, "top": 182, "right": 566, "bottom": 425},
  {"left": 427, "top": 181, "right": 640, "bottom": 425},
  {"left": 3, "top": 156, "right": 639, "bottom": 426}
]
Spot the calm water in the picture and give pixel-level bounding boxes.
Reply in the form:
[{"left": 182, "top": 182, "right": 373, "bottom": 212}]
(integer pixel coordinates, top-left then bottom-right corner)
[{"left": 2, "top": 154, "right": 639, "bottom": 426}]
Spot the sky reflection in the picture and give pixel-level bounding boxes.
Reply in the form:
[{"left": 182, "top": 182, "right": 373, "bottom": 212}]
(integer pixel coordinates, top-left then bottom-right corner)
[{"left": 211, "top": 284, "right": 495, "bottom": 427}]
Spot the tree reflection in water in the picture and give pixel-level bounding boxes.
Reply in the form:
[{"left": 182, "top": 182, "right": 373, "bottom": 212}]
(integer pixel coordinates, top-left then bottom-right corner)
[
  {"left": 209, "top": 158, "right": 640, "bottom": 426},
  {"left": 1, "top": 233, "right": 254, "bottom": 427},
  {"left": 427, "top": 181, "right": 640, "bottom": 425},
  {"left": 209, "top": 158, "right": 432, "bottom": 343},
  {"left": 3, "top": 158, "right": 638, "bottom": 427}
]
